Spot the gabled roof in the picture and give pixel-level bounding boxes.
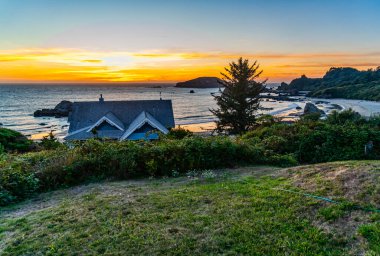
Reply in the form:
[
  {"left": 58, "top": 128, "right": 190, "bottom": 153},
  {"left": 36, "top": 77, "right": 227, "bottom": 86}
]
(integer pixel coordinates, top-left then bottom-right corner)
[
  {"left": 68, "top": 100, "right": 175, "bottom": 133},
  {"left": 65, "top": 99, "right": 175, "bottom": 140},
  {"left": 86, "top": 112, "right": 125, "bottom": 132},
  {"left": 120, "top": 111, "right": 169, "bottom": 140}
]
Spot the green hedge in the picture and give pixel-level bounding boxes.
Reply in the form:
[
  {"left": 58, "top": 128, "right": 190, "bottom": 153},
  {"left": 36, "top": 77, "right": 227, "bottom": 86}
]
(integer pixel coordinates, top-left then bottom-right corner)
[{"left": 0, "top": 136, "right": 296, "bottom": 206}]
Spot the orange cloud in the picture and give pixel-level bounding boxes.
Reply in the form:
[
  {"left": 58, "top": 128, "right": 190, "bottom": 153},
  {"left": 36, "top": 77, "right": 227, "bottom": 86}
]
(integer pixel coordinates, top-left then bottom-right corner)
[{"left": 0, "top": 48, "right": 379, "bottom": 83}]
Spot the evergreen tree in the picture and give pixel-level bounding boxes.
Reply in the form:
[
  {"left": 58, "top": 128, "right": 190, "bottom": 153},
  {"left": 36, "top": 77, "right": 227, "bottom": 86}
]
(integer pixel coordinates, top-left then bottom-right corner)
[{"left": 211, "top": 58, "right": 265, "bottom": 134}]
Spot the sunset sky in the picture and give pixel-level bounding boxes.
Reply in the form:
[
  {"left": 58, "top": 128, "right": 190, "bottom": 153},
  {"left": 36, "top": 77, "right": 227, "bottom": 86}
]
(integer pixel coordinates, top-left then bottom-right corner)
[{"left": 1, "top": 0, "right": 380, "bottom": 83}]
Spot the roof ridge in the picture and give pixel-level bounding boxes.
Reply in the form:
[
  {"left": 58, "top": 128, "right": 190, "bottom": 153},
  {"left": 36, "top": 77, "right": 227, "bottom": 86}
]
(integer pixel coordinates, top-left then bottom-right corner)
[{"left": 73, "top": 99, "right": 172, "bottom": 104}]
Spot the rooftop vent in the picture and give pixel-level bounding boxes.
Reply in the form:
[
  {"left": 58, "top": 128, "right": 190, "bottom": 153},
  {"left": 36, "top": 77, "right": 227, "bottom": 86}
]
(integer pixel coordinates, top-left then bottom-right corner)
[{"left": 99, "top": 94, "right": 104, "bottom": 103}]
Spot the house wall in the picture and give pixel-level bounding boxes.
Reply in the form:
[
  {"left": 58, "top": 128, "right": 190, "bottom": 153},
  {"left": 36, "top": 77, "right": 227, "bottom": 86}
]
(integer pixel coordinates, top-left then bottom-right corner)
[
  {"left": 134, "top": 123, "right": 157, "bottom": 133},
  {"left": 96, "top": 122, "right": 120, "bottom": 131}
]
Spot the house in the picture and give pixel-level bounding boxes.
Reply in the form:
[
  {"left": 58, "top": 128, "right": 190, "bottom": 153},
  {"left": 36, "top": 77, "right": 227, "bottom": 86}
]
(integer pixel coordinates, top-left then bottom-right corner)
[{"left": 65, "top": 95, "right": 175, "bottom": 141}]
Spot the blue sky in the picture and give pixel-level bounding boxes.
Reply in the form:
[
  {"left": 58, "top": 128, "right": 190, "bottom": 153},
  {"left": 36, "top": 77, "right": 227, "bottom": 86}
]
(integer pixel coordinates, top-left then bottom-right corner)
[{"left": 0, "top": 0, "right": 379, "bottom": 82}]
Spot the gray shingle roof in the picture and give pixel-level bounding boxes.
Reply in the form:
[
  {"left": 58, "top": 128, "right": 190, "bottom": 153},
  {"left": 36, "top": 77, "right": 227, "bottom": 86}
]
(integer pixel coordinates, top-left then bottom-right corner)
[
  {"left": 103, "top": 112, "right": 125, "bottom": 130},
  {"left": 67, "top": 100, "right": 175, "bottom": 134}
]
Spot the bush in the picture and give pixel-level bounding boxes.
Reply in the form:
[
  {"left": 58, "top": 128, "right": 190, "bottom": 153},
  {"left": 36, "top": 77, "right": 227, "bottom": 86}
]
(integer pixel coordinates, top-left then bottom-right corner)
[
  {"left": 0, "top": 154, "right": 39, "bottom": 205},
  {"left": 0, "top": 128, "right": 33, "bottom": 152},
  {"left": 326, "top": 109, "right": 364, "bottom": 125},
  {"left": 39, "top": 131, "right": 62, "bottom": 150},
  {"left": 166, "top": 127, "right": 193, "bottom": 139},
  {"left": 0, "top": 136, "right": 278, "bottom": 206},
  {"left": 300, "top": 113, "right": 321, "bottom": 122}
]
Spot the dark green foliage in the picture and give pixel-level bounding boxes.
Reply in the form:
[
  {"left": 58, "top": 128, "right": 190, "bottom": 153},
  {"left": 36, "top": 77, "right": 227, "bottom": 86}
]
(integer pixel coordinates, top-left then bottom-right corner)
[
  {"left": 280, "top": 67, "right": 380, "bottom": 101},
  {"left": 326, "top": 109, "right": 364, "bottom": 125},
  {"left": 165, "top": 127, "right": 193, "bottom": 139},
  {"left": 0, "top": 136, "right": 295, "bottom": 206},
  {"left": 0, "top": 154, "right": 39, "bottom": 205},
  {"left": 211, "top": 58, "right": 265, "bottom": 134},
  {"left": 2, "top": 109, "right": 380, "bottom": 206},
  {"left": 0, "top": 128, "right": 33, "bottom": 152},
  {"left": 310, "top": 82, "right": 380, "bottom": 101},
  {"left": 300, "top": 113, "right": 321, "bottom": 122},
  {"left": 243, "top": 109, "right": 380, "bottom": 163},
  {"left": 278, "top": 74, "right": 322, "bottom": 91},
  {"left": 39, "top": 131, "right": 62, "bottom": 150}
]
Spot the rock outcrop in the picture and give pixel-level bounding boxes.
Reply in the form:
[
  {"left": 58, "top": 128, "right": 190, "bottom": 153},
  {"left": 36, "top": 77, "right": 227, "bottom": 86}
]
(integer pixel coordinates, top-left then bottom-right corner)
[
  {"left": 303, "top": 103, "right": 325, "bottom": 115},
  {"left": 34, "top": 100, "right": 73, "bottom": 118},
  {"left": 175, "top": 77, "right": 223, "bottom": 88}
]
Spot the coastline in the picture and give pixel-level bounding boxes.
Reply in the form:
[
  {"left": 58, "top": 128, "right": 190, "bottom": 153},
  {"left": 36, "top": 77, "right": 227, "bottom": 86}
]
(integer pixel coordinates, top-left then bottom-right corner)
[
  {"left": 2, "top": 84, "right": 380, "bottom": 141},
  {"left": 22, "top": 98, "right": 380, "bottom": 141}
]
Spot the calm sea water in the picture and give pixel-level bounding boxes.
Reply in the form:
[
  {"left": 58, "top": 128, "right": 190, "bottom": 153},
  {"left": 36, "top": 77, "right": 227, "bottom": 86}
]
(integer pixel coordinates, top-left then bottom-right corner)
[{"left": 1, "top": 84, "right": 380, "bottom": 140}]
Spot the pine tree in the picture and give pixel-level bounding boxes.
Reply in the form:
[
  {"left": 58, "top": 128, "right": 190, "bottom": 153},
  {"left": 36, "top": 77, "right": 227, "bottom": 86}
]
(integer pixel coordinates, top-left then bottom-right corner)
[{"left": 211, "top": 58, "right": 265, "bottom": 134}]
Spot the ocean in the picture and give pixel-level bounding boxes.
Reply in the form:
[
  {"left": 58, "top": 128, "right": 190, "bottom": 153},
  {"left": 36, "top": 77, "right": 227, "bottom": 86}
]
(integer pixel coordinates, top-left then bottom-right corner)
[{"left": 1, "top": 84, "right": 380, "bottom": 140}]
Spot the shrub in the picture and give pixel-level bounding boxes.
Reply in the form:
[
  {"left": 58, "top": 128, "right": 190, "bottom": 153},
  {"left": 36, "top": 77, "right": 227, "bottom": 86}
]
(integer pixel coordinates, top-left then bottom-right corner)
[
  {"left": 243, "top": 117, "right": 380, "bottom": 164},
  {"left": 262, "top": 135, "right": 288, "bottom": 154},
  {"left": 300, "top": 113, "right": 321, "bottom": 122},
  {"left": 39, "top": 131, "right": 62, "bottom": 150},
  {"left": 0, "top": 128, "right": 33, "bottom": 152},
  {"left": 0, "top": 155, "right": 39, "bottom": 205},
  {"left": 0, "top": 136, "right": 277, "bottom": 206},
  {"left": 326, "top": 109, "right": 364, "bottom": 125},
  {"left": 166, "top": 127, "right": 193, "bottom": 139}
]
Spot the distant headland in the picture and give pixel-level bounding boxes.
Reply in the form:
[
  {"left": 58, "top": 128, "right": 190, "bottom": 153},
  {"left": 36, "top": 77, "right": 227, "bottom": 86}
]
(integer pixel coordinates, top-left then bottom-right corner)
[{"left": 278, "top": 67, "right": 380, "bottom": 101}]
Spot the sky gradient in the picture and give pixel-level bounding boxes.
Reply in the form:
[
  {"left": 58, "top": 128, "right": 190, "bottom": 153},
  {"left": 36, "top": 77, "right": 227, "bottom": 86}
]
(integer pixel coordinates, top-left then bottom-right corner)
[{"left": 1, "top": 0, "right": 380, "bottom": 83}]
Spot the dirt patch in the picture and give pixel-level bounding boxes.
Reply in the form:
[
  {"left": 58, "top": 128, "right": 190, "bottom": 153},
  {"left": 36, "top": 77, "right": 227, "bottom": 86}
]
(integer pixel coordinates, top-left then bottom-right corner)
[
  {"left": 283, "top": 161, "right": 380, "bottom": 207},
  {"left": 281, "top": 161, "right": 380, "bottom": 255}
]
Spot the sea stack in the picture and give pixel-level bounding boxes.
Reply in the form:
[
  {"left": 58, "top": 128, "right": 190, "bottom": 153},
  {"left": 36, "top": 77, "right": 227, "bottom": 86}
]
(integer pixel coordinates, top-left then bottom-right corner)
[
  {"left": 303, "top": 103, "right": 325, "bottom": 115},
  {"left": 34, "top": 100, "right": 73, "bottom": 118}
]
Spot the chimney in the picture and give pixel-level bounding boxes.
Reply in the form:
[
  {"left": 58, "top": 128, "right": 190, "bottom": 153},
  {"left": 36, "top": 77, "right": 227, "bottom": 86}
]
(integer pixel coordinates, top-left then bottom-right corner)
[{"left": 99, "top": 94, "right": 104, "bottom": 103}]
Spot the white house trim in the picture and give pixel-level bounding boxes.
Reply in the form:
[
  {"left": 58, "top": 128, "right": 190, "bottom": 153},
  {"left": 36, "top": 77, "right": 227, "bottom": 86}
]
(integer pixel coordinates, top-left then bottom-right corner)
[
  {"left": 120, "top": 111, "right": 169, "bottom": 141},
  {"left": 86, "top": 116, "right": 124, "bottom": 132},
  {"left": 65, "top": 125, "right": 92, "bottom": 138}
]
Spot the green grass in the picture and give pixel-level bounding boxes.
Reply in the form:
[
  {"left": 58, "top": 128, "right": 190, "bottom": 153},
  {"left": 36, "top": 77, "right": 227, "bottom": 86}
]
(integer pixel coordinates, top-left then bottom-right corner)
[{"left": 1, "top": 163, "right": 379, "bottom": 255}]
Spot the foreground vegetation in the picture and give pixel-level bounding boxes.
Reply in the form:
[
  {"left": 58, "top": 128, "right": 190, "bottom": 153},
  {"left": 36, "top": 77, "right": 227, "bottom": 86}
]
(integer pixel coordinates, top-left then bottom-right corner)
[
  {"left": 1, "top": 109, "right": 380, "bottom": 206},
  {"left": 0, "top": 128, "right": 33, "bottom": 153},
  {"left": 1, "top": 161, "right": 379, "bottom": 255}
]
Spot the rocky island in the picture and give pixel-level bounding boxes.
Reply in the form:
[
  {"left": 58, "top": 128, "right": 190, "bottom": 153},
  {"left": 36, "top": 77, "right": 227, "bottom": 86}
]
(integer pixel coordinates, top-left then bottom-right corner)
[
  {"left": 34, "top": 100, "right": 73, "bottom": 118},
  {"left": 175, "top": 77, "right": 223, "bottom": 88}
]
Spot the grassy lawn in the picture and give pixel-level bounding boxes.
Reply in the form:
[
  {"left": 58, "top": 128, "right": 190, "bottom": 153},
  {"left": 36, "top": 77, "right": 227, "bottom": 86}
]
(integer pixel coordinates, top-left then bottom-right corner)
[{"left": 1, "top": 162, "right": 379, "bottom": 255}]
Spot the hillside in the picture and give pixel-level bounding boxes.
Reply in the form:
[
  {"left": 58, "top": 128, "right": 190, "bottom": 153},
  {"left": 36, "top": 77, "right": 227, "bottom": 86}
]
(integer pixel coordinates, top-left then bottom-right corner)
[
  {"left": 175, "top": 77, "right": 223, "bottom": 88},
  {"left": 1, "top": 161, "right": 379, "bottom": 255},
  {"left": 278, "top": 67, "right": 380, "bottom": 101}
]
